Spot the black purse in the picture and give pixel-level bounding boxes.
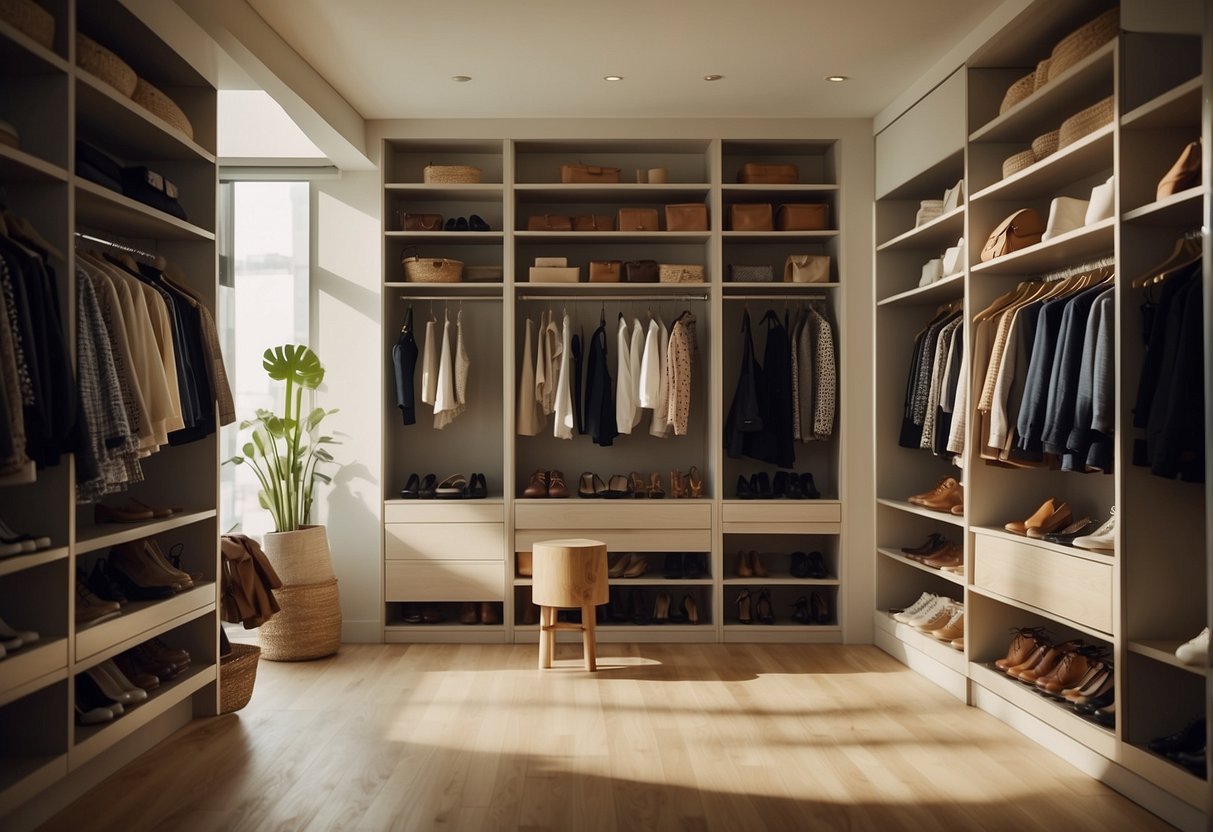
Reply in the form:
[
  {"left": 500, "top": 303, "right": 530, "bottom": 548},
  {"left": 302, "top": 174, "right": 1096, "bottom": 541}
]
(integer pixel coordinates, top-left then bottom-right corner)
[{"left": 624, "top": 260, "right": 659, "bottom": 283}]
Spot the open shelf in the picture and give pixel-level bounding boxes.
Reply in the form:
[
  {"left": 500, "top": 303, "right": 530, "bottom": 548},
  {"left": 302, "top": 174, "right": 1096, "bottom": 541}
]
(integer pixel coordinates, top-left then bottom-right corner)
[
  {"left": 1121, "top": 187, "right": 1204, "bottom": 227},
  {"left": 877, "top": 548, "right": 965, "bottom": 586},
  {"left": 722, "top": 230, "right": 839, "bottom": 243},
  {"left": 971, "top": 124, "right": 1113, "bottom": 202},
  {"left": 73, "top": 509, "right": 217, "bottom": 556},
  {"left": 74, "top": 179, "right": 215, "bottom": 242},
  {"left": 970, "top": 217, "right": 1114, "bottom": 276},
  {"left": 515, "top": 183, "right": 712, "bottom": 202},
  {"left": 75, "top": 73, "right": 214, "bottom": 163},
  {"left": 1128, "top": 640, "right": 1208, "bottom": 678},
  {"left": 0, "top": 639, "right": 68, "bottom": 708},
  {"left": 876, "top": 498, "right": 965, "bottom": 527},
  {"left": 721, "top": 577, "right": 841, "bottom": 586},
  {"left": 876, "top": 206, "right": 965, "bottom": 252},
  {"left": 0, "top": 546, "right": 68, "bottom": 579},
  {"left": 385, "top": 231, "right": 503, "bottom": 245},
  {"left": 0, "top": 144, "right": 69, "bottom": 184},
  {"left": 384, "top": 183, "right": 504, "bottom": 201},
  {"left": 0, "top": 753, "right": 67, "bottom": 818},
  {"left": 513, "top": 282, "right": 710, "bottom": 298},
  {"left": 722, "top": 282, "right": 840, "bottom": 295},
  {"left": 971, "top": 525, "right": 1114, "bottom": 565},
  {"left": 74, "top": 583, "right": 216, "bottom": 664},
  {"left": 1121, "top": 77, "right": 1203, "bottom": 129},
  {"left": 967, "top": 584, "right": 1112, "bottom": 641},
  {"left": 514, "top": 230, "right": 711, "bottom": 244},
  {"left": 877, "top": 272, "right": 964, "bottom": 307},
  {"left": 0, "top": 19, "right": 69, "bottom": 74},
  {"left": 1120, "top": 743, "right": 1209, "bottom": 809},
  {"left": 873, "top": 611, "right": 967, "bottom": 673}
]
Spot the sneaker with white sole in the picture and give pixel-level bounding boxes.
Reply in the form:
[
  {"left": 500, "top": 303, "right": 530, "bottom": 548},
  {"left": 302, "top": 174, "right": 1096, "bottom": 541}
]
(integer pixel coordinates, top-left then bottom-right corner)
[{"left": 1176, "top": 627, "right": 1209, "bottom": 666}]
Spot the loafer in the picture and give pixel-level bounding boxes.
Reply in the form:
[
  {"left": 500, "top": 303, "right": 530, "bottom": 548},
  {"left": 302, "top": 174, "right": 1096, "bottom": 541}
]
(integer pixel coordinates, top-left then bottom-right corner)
[
  {"left": 467, "top": 473, "right": 488, "bottom": 499},
  {"left": 468, "top": 214, "right": 490, "bottom": 231},
  {"left": 455, "top": 217, "right": 469, "bottom": 231},
  {"left": 400, "top": 473, "right": 421, "bottom": 499},
  {"left": 444, "top": 218, "right": 458, "bottom": 231}
]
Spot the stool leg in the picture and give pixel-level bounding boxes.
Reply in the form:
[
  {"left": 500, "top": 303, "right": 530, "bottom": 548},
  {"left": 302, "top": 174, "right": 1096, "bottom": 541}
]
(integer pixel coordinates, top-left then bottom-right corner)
[
  {"left": 538, "top": 606, "right": 553, "bottom": 669},
  {"left": 582, "top": 604, "right": 597, "bottom": 672}
]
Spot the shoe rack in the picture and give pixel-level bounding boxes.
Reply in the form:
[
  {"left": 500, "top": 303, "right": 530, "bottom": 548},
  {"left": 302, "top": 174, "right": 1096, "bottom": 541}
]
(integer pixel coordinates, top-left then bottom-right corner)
[
  {"left": 0, "top": 0, "right": 219, "bottom": 825},
  {"left": 872, "top": 0, "right": 1211, "bottom": 827},
  {"left": 380, "top": 137, "right": 849, "bottom": 645}
]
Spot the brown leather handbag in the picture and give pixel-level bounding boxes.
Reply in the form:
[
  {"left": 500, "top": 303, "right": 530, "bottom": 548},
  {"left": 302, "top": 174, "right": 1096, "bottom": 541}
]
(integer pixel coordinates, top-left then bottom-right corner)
[
  {"left": 561, "top": 163, "right": 621, "bottom": 183},
  {"left": 401, "top": 212, "right": 443, "bottom": 231},
  {"left": 589, "top": 260, "right": 622, "bottom": 282},
  {"left": 617, "top": 208, "right": 660, "bottom": 232},
  {"left": 729, "top": 203, "right": 774, "bottom": 231},
  {"left": 784, "top": 255, "right": 830, "bottom": 283},
  {"left": 980, "top": 208, "right": 1045, "bottom": 261},
  {"left": 624, "top": 260, "right": 659, "bottom": 282},
  {"left": 573, "top": 214, "right": 614, "bottom": 231},
  {"left": 527, "top": 214, "right": 573, "bottom": 231},
  {"left": 1156, "top": 140, "right": 1202, "bottom": 199},
  {"left": 776, "top": 203, "right": 829, "bottom": 231},
  {"left": 664, "top": 203, "right": 708, "bottom": 231},
  {"left": 738, "top": 162, "right": 799, "bottom": 184}
]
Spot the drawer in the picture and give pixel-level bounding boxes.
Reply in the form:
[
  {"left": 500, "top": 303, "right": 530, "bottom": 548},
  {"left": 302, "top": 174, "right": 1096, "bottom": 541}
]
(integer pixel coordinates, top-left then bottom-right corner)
[
  {"left": 385, "top": 561, "right": 503, "bottom": 601},
  {"left": 515, "top": 528, "right": 712, "bottom": 553},
  {"left": 722, "top": 501, "right": 841, "bottom": 529},
  {"left": 515, "top": 501, "right": 711, "bottom": 531},
  {"left": 973, "top": 533, "right": 1112, "bottom": 634},
  {"left": 385, "top": 523, "right": 504, "bottom": 561},
  {"left": 384, "top": 502, "right": 504, "bottom": 524}
]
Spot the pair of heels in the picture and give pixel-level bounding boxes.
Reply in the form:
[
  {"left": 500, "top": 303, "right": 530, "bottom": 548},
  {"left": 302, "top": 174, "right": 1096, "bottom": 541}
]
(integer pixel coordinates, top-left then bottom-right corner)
[
  {"left": 736, "top": 550, "right": 768, "bottom": 578},
  {"left": 445, "top": 215, "right": 490, "bottom": 231},
  {"left": 608, "top": 552, "right": 648, "bottom": 578},
  {"left": 652, "top": 591, "right": 700, "bottom": 624},
  {"left": 735, "top": 471, "right": 819, "bottom": 499},
  {"left": 792, "top": 593, "right": 831, "bottom": 625},
  {"left": 735, "top": 589, "right": 775, "bottom": 625},
  {"left": 669, "top": 466, "right": 704, "bottom": 498}
]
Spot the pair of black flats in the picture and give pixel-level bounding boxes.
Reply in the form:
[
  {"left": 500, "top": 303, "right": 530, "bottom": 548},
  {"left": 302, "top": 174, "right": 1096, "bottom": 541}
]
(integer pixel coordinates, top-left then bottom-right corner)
[
  {"left": 400, "top": 472, "right": 488, "bottom": 499},
  {"left": 736, "top": 471, "right": 820, "bottom": 499},
  {"left": 445, "top": 215, "right": 490, "bottom": 231}
]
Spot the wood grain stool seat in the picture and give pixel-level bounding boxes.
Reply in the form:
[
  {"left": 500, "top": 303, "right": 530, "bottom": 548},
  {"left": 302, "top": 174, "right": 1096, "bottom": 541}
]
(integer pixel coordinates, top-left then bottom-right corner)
[{"left": 531, "top": 538, "right": 609, "bottom": 670}]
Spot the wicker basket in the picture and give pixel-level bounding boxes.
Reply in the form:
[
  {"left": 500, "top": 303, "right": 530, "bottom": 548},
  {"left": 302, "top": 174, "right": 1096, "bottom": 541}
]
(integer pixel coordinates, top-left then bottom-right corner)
[
  {"left": 659, "top": 263, "right": 705, "bottom": 284},
  {"left": 999, "top": 72, "right": 1036, "bottom": 114},
  {"left": 1002, "top": 148, "right": 1038, "bottom": 178},
  {"left": 1058, "top": 96, "right": 1113, "bottom": 149},
  {"left": 132, "top": 78, "right": 194, "bottom": 139},
  {"left": 219, "top": 643, "right": 260, "bottom": 714},
  {"left": 1049, "top": 8, "right": 1119, "bottom": 82},
  {"left": 258, "top": 578, "right": 342, "bottom": 661},
  {"left": 76, "top": 32, "right": 137, "bottom": 97},
  {"left": 0, "top": 0, "right": 53, "bottom": 49},
  {"left": 1033, "top": 58, "right": 1052, "bottom": 91},
  {"left": 423, "top": 164, "right": 481, "bottom": 184},
  {"left": 403, "top": 255, "right": 463, "bottom": 283},
  {"left": 1031, "top": 129, "right": 1060, "bottom": 160}
]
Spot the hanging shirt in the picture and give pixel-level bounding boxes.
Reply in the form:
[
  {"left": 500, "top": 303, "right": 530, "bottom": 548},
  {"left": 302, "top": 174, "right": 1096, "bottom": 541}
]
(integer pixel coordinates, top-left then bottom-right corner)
[
  {"left": 638, "top": 317, "right": 661, "bottom": 409},
  {"left": 584, "top": 314, "right": 618, "bottom": 446},
  {"left": 420, "top": 313, "right": 438, "bottom": 406},
  {"left": 809, "top": 307, "right": 837, "bottom": 441},
  {"left": 666, "top": 310, "right": 697, "bottom": 437},
  {"left": 392, "top": 306, "right": 419, "bottom": 425},
  {"left": 517, "top": 316, "right": 542, "bottom": 436},
  {"left": 436, "top": 309, "right": 470, "bottom": 431},
  {"left": 553, "top": 312, "right": 573, "bottom": 440},
  {"left": 615, "top": 314, "right": 636, "bottom": 434},
  {"left": 649, "top": 316, "right": 672, "bottom": 439}
]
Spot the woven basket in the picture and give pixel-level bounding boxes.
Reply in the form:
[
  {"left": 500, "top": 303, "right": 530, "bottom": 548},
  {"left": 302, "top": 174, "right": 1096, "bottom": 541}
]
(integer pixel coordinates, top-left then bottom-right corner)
[
  {"left": 403, "top": 255, "right": 463, "bottom": 283},
  {"left": 1033, "top": 58, "right": 1052, "bottom": 91},
  {"left": 1002, "top": 148, "right": 1038, "bottom": 178},
  {"left": 0, "top": 0, "right": 53, "bottom": 49},
  {"left": 1058, "top": 96, "right": 1113, "bottom": 149},
  {"left": 423, "top": 164, "right": 481, "bottom": 184},
  {"left": 1049, "top": 8, "right": 1119, "bottom": 82},
  {"left": 76, "top": 32, "right": 136, "bottom": 97},
  {"left": 999, "top": 72, "right": 1036, "bottom": 114},
  {"left": 258, "top": 578, "right": 342, "bottom": 661},
  {"left": 132, "top": 78, "right": 194, "bottom": 139},
  {"left": 219, "top": 643, "right": 260, "bottom": 714},
  {"left": 262, "top": 525, "right": 335, "bottom": 586},
  {"left": 1031, "top": 129, "right": 1060, "bottom": 160}
]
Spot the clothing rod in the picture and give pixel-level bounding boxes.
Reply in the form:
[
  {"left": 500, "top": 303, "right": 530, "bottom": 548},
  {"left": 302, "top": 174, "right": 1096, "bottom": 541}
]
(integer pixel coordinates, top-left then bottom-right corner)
[
  {"left": 75, "top": 231, "right": 158, "bottom": 261},
  {"left": 725, "top": 294, "right": 827, "bottom": 301},
  {"left": 399, "top": 294, "right": 500, "bottom": 301},
  {"left": 516, "top": 294, "right": 709, "bottom": 302}
]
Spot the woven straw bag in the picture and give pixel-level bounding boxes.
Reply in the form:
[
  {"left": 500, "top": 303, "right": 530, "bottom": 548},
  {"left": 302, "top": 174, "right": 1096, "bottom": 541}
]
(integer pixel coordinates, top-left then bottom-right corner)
[
  {"left": 1002, "top": 148, "right": 1038, "bottom": 178},
  {"left": 1058, "top": 97, "right": 1113, "bottom": 149},
  {"left": 423, "top": 164, "right": 481, "bottom": 184},
  {"left": 403, "top": 255, "right": 463, "bottom": 283},
  {"left": 999, "top": 72, "right": 1036, "bottom": 115},
  {"left": 1031, "top": 129, "right": 1060, "bottom": 160},
  {"left": 76, "top": 32, "right": 137, "bottom": 97},
  {"left": 0, "top": 0, "right": 54, "bottom": 49},
  {"left": 219, "top": 643, "right": 261, "bottom": 713},
  {"left": 659, "top": 263, "right": 705, "bottom": 283},
  {"left": 1049, "top": 8, "right": 1119, "bottom": 82},
  {"left": 132, "top": 78, "right": 194, "bottom": 138}
]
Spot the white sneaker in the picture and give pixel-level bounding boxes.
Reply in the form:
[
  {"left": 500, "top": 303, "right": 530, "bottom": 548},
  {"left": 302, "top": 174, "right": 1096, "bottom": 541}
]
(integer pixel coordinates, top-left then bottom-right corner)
[
  {"left": 1176, "top": 627, "right": 1209, "bottom": 666},
  {"left": 903, "top": 596, "right": 951, "bottom": 628},
  {"left": 892, "top": 592, "right": 936, "bottom": 623},
  {"left": 1073, "top": 506, "right": 1115, "bottom": 551}
]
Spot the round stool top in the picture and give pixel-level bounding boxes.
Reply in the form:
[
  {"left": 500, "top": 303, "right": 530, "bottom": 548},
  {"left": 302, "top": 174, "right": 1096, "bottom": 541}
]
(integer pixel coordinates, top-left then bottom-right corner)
[
  {"left": 532, "top": 538, "right": 607, "bottom": 550},
  {"left": 531, "top": 538, "right": 609, "bottom": 607}
]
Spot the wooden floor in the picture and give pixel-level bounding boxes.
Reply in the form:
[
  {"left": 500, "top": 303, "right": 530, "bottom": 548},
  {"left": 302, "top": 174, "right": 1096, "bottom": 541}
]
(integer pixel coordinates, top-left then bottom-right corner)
[{"left": 39, "top": 643, "right": 1174, "bottom": 832}]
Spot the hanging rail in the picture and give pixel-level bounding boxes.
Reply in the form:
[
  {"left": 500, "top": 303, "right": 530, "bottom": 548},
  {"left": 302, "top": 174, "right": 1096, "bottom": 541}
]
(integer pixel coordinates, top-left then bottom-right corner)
[
  {"left": 398, "top": 294, "right": 501, "bottom": 301},
  {"left": 516, "top": 293, "right": 709, "bottom": 302},
  {"left": 724, "top": 293, "right": 828, "bottom": 301},
  {"left": 1035, "top": 255, "right": 1115, "bottom": 283},
  {"left": 75, "top": 231, "right": 158, "bottom": 261}
]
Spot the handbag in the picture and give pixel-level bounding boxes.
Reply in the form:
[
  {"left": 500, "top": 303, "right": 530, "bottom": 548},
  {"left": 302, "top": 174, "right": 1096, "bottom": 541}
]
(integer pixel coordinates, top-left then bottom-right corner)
[
  {"left": 664, "top": 203, "right": 708, "bottom": 232},
  {"left": 659, "top": 264, "right": 705, "bottom": 284},
  {"left": 561, "top": 163, "right": 621, "bottom": 183},
  {"left": 589, "top": 260, "right": 622, "bottom": 282},
  {"left": 1156, "top": 140, "right": 1201, "bottom": 199},
  {"left": 617, "top": 207, "right": 659, "bottom": 232},
  {"left": 729, "top": 204, "right": 773, "bottom": 231},
  {"left": 783, "top": 255, "right": 830, "bottom": 283},
  {"left": 529, "top": 266, "right": 580, "bottom": 283},
  {"left": 776, "top": 203, "right": 828, "bottom": 231},
  {"left": 527, "top": 214, "right": 573, "bottom": 231},
  {"left": 401, "top": 212, "right": 443, "bottom": 232},
  {"left": 980, "top": 208, "right": 1045, "bottom": 261},
  {"left": 402, "top": 255, "right": 463, "bottom": 283},
  {"left": 573, "top": 214, "right": 614, "bottom": 231},
  {"left": 623, "top": 260, "right": 659, "bottom": 283},
  {"left": 738, "top": 162, "right": 799, "bottom": 184},
  {"left": 728, "top": 264, "right": 773, "bottom": 283}
]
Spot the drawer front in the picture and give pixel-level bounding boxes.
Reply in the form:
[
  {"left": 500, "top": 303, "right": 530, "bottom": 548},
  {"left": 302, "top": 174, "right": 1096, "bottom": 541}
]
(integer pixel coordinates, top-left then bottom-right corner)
[
  {"left": 385, "top": 523, "right": 504, "bottom": 561},
  {"left": 722, "top": 501, "right": 841, "bottom": 525},
  {"left": 515, "top": 528, "right": 712, "bottom": 553},
  {"left": 973, "top": 534, "right": 1112, "bottom": 633},
  {"left": 385, "top": 561, "right": 503, "bottom": 601},
  {"left": 515, "top": 501, "right": 711, "bottom": 530},
  {"left": 384, "top": 502, "right": 504, "bottom": 524}
]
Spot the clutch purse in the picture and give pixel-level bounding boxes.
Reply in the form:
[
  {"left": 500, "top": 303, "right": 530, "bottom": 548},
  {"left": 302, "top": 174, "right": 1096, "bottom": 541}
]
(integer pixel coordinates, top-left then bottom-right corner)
[
  {"left": 617, "top": 208, "right": 660, "bottom": 232},
  {"left": 624, "top": 260, "right": 659, "bottom": 283},
  {"left": 980, "top": 208, "right": 1045, "bottom": 261},
  {"left": 527, "top": 214, "right": 573, "bottom": 231},
  {"left": 728, "top": 264, "right": 773, "bottom": 283},
  {"left": 729, "top": 204, "right": 773, "bottom": 231},
  {"left": 573, "top": 214, "right": 614, "bottom": 231},
  {"left": 776, "top": 203, "right": 828, "bottom": 231},
  {"left": 589, "top": 260, "right": 622, "bottom": 283},
  {"left": 664, "top": 203, "right": 708, "bottom": 232},
  {"left": 659, "top": 264, "right": 705, "bottom": 284},
  {"left": 783, "top": 255, "right": 830, "bottom": 283},
  {"left": 401, "top": 212, "right": 443, "bottom": 232},
  {"left": 738, "top": 162, "right": 799, "bottom": 184},
  {"left": 561, "top": 163, "right": 621, "bottom": 183}
]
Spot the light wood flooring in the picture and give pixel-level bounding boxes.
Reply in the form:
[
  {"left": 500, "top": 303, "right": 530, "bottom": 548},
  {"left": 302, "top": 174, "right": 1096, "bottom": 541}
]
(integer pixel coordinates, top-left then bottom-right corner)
[{"left": 40, "top": 643, "right": 1175, "bottom": 831}]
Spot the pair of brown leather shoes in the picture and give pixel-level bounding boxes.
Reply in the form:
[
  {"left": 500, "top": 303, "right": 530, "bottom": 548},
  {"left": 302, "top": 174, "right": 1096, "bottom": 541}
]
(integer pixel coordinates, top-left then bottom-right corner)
[
  {"left": 908, "top": 477, "right": 964, "bottom": 513},
  {"left": 1004, "top": 497, "right": 1072, "bottom": 537},
  {"left": 459, "top": 602, "right": 500, "bottom": 625},
  {"left": 522, "top": 469, "right": 568, "bottom": 498},
  {"left": 109, "top": 540, "right": 194, "bottom": 597}
]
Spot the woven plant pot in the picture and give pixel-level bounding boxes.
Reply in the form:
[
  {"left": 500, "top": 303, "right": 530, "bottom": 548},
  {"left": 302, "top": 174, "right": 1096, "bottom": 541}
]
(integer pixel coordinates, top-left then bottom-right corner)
[
  {"left": 219, "top": 643, "right": 261, "bottom": 713},
  {"left": 262, "top": 524, "right": 335, "bottom": 585},
  {"left": 0, "top": 0, "right": 54, "bottom": 49},
  {"left": 258, "top": 578, "right": 342, "bottom": 661},
  {"left": 76, "top": 32, "right": 136, "bottom": 97}
]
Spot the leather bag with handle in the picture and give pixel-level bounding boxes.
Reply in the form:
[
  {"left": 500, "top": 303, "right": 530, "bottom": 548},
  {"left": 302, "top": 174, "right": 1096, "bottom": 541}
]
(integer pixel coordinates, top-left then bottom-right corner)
[
  {"left": 659, "top": 264, "right": 705, "bottom": 283},
  {"left": 617, "top": 207, "right": 660, "bottom": 232},
  {"left": 528, "top": 214, "right": 573, "bottom": 231},
  {"left": 776, "top": 203, "right": 828, "bottom": 231},
  {"left": 624, "top": 260, "right": 659, "bottom": 283},
  {"left": 664, "top": 203, "right": 708, "bottom": 232},
  {"left": 573, "top": 214, "right": 614, "bottom": 231},
  {"left": 980, "top": 208, "right": 1045, "bottom": 261},
  {"left": 589, "top": 260, "right": 622, "bottom": 282},
  {"left": 1156, "top": 139, "right": 1202, "bottom": 199},
  {"left": 784, "top": 255, "right": 830, "bottom": 283},
  {"left": 561, "top": 163, "right": 621, "bottom": 183},
  {"left": 729, "top": 203, "right": 774, "bottom": 231},
  {"left": 401, "top": 212, "right": 443, "bottom": 232}
]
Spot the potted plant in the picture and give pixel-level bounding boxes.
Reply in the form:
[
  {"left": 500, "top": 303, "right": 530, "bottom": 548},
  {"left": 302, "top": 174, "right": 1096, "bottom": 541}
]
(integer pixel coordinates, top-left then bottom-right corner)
[{"left": 227, "top": 344, "right": 341, "bottom": 661}]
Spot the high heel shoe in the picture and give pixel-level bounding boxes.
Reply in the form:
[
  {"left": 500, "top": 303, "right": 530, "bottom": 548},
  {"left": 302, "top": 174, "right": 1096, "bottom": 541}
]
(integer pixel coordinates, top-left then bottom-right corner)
[
  {"left": 649, "top": 472, "right": 665, "bottom": 499},
  {"left": 687, "top": 466, "right": 704, "bottom": 498},
  {"left": 736, "top": 590, "right": 753, "bottom": 624},
  {"left": 670, "top": 469, "right": 690, "bottom": 498},
  {"left": 755, "top": 590, "right": 775, "bottom": 625},
  {"left": 749, "top": 550, "right": 769, "bottom": 578},
  {"left": 792, "top": 596, "right": 811, "bottom": 624},
  {"left": 622, "top": 553, "right": 648, "bottom": 578},
  {"left": 736, "top": 550, "right": 753, "bottom": 578},
  {"left": 682, "top": 594, "right": 699, "bottom": 625},
  {"left": 630, "top": 471, "right": 648, "bottom": 498},
  {"left": 578, "top": 472, "right": 607, "bottom": 498},
  {"left": 608, "top": 553, "right": 632, "bottom": 578},
  {"left": 653, "top": 591, "right": 671, "bottom": 624}
]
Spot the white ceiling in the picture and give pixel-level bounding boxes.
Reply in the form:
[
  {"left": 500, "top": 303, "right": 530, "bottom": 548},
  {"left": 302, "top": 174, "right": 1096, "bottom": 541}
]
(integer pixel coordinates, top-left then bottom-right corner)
[{"left": 244, "top": 0, "right": 1004, "bottom": 121}]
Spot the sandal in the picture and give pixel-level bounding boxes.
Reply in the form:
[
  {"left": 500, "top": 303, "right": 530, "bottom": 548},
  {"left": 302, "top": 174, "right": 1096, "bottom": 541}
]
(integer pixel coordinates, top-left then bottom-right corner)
[
  {"left": 630, "top": 472, "right": 648, "bottom": 498},
  {"left": 670, "top": 470, "right": 685, "bottom": 499},
  {"left": 648, "top": 472, "right": 665, "bottom": 499},
  {"left": 578, "top": 472, "right": 603, "bottom": 498},
  {"left": 687, "top": 466, "right": 704, "bottom": 498},
  {"left": 436, "top": 474, "right": 467, "bottom": 499},
  {"left": 604, "top": 474, "right": 630, "bottom": 499}
]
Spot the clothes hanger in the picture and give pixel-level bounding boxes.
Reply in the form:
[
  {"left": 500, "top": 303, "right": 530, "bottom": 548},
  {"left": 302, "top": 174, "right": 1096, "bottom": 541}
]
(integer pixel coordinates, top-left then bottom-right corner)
[
  {"left": 1132, "top": 234, "right": 1202, "bottom": 288},
  {"left": 4, "top": 213, "right": 64, "bottom": 262}
]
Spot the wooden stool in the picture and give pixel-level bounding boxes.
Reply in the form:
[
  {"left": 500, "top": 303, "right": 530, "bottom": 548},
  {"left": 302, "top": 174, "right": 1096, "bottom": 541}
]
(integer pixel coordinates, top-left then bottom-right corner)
[{"left": 531, "top": 538, "right": 608, "bottom": 670}]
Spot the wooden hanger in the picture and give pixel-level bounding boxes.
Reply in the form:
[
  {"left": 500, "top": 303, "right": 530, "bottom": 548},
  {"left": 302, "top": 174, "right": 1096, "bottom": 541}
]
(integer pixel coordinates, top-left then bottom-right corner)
[
  {"left": 4, "top": 212, "right": 64, "bottom": 262},
  {"left": 1132, "top": 234, "right": 1202, "bottom": 288}
]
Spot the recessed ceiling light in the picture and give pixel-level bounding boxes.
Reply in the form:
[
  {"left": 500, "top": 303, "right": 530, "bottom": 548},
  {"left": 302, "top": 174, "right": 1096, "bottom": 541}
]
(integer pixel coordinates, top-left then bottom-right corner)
[
  {"left": 825, "top": 75, "right": 849, "bottom": 82},
  {"left": 451, "top": 75, "right": 472, "bottom": 82},
  {"left": 604, "top": 75, "right": 624, "bottom": 82},
  {"left": 703, "top": 74, "right": 723, "bottom": 81}
]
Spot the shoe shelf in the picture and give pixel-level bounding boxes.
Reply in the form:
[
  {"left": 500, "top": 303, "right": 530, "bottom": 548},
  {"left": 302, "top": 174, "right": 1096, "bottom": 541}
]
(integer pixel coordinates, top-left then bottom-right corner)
[
  {"left": 514, "top": 230, "right": 712, "bottom": 245},
  {"left": 0, "top": 545, "right": 69, "bottom": 579},
  {"left": 75, "top": 73, "right": 216, "bottom": 164},
  {"left": 873, "top": 611, "right": 967, "bottom": 673},
  {"left": 73, "top": 509, "right": 218, "bottom": 556},
  {"left": 874, "top": 498, "right": 964, "bottom": 528},
  {"left": 721, "top": 183, "right": 840, "bottom": 198},
  {"left": 386, "top": 282, "right": 505, "bottom": 294},
  {"left": 1120, "top": 743, "right": 1210, "bottom": 810},
  {"left": 1121, "top": 187, "right": 1204, "bottom": 227},
  {"left": 74, "top": 179, "right": 216, "bottom": 242},
  {"left": 1122, "top": 76, "right": 1202, "bottom": 130},
  {"left": 968, "top": 217, "right": 1114, "bottom": 276},
  {"left": 721, "top": 230, "right": 839, "bottom": 243},
  {"left": 511, "top": 281, "right": 711, "bottom": 298},
  {"left": 967, "top": 584, "right": 1112, "bottom": 642},
  {"left": 877, "top": 272, "right": 964, "bottom": 308},
  {"left": 384, "top": 183, "right": 504, "bottom": 201},
  {"left": 74, "top": 582, "right": 215, "bottom": 665},
  {"left": 0, "top": 145, "right": 69, "bottom": 185},
  {"left": 0, "top": 639, "right": 68, "bottom": 708},
  {"left": 876, "top": 206, "right": 965, "bottom": 252},
  {"left": 0, "top": 753, "right": 67, "bottom": 818},
  {"left": 385, "top": 230, "right": 504, "bottom": 245},
  {"left": 970, "top": 525, "right": 1113, "bottom": 564},
  {"left": 1128, "top": 640, "right": 1208, "bottom": 678},
  {"left": 876, "top": 548, "right": 965, "bottom": 587},
  {"left": 70, "top": 662, "right": 215, "bottom": 770},
  {"left": 969, "top": 125, "right": 1113, "bottom": 202}
]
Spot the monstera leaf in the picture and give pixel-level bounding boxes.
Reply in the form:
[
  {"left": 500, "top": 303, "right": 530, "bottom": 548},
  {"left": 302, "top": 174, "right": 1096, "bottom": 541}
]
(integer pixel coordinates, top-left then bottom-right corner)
[{"left": 262, "top": 344, "right": 325, "bottom": 390}]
